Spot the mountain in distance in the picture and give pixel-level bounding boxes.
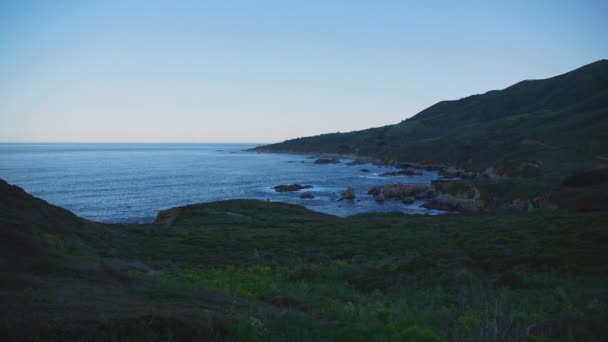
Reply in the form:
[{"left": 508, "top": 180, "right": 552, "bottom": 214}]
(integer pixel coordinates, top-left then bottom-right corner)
[{"left": 254, "top": 60, "right": 608, "bottom": 183}]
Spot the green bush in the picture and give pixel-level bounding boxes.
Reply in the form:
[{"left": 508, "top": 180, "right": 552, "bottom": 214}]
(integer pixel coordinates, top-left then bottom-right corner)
[{"left": 397, "top": 326, "right": 441, "bottom": 342}]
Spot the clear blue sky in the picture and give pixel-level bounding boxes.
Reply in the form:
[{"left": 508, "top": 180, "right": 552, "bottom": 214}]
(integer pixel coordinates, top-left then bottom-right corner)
[{"left": 1, "top": 0, "right": 606, "bottom": 143}]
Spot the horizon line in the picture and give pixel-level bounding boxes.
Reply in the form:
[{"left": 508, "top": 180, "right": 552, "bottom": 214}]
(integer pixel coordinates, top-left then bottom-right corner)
[{"left": 0, "top": 141, "right": 273, "bottom": 145}]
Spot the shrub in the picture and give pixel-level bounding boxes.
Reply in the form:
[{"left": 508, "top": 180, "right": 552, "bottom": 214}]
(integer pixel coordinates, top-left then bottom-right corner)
[
  {"left": 454, "top": 312, "right": 481, "bottom": 337},
  {"left": 493, "top": 271, "right": 526, "bottom": 288},
  {"left": 397, "top": 325, "right": 441, "bottom": 342}
]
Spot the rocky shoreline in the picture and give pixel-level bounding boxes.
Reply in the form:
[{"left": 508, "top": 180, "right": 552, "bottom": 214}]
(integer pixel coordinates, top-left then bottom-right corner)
[{"left": 251, "top": 148, "right": 562, "bottom": 213}]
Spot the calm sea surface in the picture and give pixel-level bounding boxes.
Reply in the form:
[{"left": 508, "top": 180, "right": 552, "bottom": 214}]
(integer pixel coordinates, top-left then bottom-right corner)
[{"left": 0, "top": 143, "right": 441, "bottom": 223}]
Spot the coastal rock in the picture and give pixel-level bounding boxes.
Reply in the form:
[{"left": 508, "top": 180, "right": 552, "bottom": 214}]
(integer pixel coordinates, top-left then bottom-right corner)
[
  {"left": 401, "top": 197, "right": 415, "bottom": 205},
  {"left": 439, "top": 166, "right": 462, "bottom": 178},
  {"left": 274, "top": 184, "right": 313, "bottom": 192},
  {"left": 368, "top": 184, "right": 431, "bottom": 202},
  {"left": 380, "top": 168, "right": 423, "bottom": 176},
  {"left": 431, "top": 179, "right": 455, "bottom": 193},
  {"left": 492, "top": 193, "right": 558, "bottom": 212},
  {"left": 438, "top": 166, "right": 478, "bottom": 179},
  {"left": 397, "top": 162, "right": 419, "bottom": 169},
  {"left": 154, "top": 207, "right": 184, "bottom": 225},
  {"left": 414, "top": 190, "right": 436, "bottom": 200},
  {"left": 347, "top": 157, "right": 372, "bottom": 165},
  {"left": 431, "top": 180, "right": 480, "bottom": 199},
  {"left": 482, "top": 160, "right": 543, "bottom": 178},
  {"left": 423, "top": 165, "right": 441, "bottom": 171},
  {"left": 493, "top": 198, "right": 530, "bottom": 211},
  {"left": 466, "top": 187, "right": 481, "bottom": 200},
  {"left": 422, "top": 194, "right": 486, "bottom": 212},
  {"left": 530, "top": 193, "right": 558, "bottom": 211},
  {"left": 299, "top": 192, "right": 315, "bottom": 199},
  {"left": 482, "top": 166, "right": 504, "bottom": 179},
  {"left": 339, "top": 187, "right": 356, "bottom": 201},
  {"left": 399, "top": 162, "right": 440, "bottom": 172},
  {"left": 314, "top": 158, "right": 340, "bottom": 164},
  {"left": 427, "top": 179, "right": 558, "bottom": 212}
]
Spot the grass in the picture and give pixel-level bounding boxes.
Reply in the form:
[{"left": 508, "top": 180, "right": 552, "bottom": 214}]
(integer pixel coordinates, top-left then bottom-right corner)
[{"left": 3, "top": 180, "right": 608, "bottom": 341}]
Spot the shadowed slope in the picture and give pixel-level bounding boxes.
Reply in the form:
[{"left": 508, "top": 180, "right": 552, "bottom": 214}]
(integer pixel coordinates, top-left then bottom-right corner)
[
  {"left": 0, "top": 181, "right": 288, "bottom": 341},
  {"left": 0, "top": 178, "right": 88, "bottom": 233}
]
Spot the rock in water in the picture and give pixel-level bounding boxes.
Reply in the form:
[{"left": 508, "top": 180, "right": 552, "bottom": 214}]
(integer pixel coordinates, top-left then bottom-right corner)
[
  {"left": 380, "top": 168, "right": 423, "bottom": 176},
  {"left": 274, "top": 184, "right": 313, "bottom": 192},
  {"left": 300, "top": 192, "right": 315, "bottom": 199},
  {"left": 314, "top": 158, "right": 340, "bottom": 164},
  {"left": 347, "top": 157, "right": 372, "bottom": 165},
  {"left": 402, "top": 197, "right": 415, "bottom": 205},
  {"left": 339, "top": 187, "right": 356, "bottom": 201}
]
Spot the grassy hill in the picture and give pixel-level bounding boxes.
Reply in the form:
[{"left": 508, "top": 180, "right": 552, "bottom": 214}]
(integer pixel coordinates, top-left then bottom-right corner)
[
  {"left": 2, "top": 178, "right": 608, "bottom": 340},
  {"left": 254, "top": 60, "right": 608, "bottom": 184}
]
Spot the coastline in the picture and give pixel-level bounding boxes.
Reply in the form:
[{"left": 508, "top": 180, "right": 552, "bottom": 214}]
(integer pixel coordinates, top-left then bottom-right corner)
[{"left": 0, "top": 144, "right": 444, "bottom": 223}]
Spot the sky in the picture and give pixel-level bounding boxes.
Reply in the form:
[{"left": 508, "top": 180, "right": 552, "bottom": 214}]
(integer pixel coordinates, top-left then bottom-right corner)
[{"left": 0, "top": 1, "right": 607, "bottom": 143}]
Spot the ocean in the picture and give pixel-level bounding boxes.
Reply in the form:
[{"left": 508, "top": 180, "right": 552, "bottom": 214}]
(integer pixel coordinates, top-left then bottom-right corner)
[{"left": 0, "top": 143, "right": 441, "bottom": 223}]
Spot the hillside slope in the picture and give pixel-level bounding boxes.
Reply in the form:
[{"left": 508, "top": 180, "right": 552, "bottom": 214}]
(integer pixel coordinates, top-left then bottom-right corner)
[
  {"left": 254, "top": 60, "right": 608, "bottom": 182},
  {"left": 2, "top": 179, "right": 608, "bottom": 340}
]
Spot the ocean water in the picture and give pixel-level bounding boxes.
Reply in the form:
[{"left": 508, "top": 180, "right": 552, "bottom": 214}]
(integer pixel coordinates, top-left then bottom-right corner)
[{"left": 0, "top": 143, "right": 441, "bottom": 223}]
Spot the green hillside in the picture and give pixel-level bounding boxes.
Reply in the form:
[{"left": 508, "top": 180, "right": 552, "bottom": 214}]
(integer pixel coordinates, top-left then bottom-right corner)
[
  {"left": 254, "top": 60, "right": 608, "bottom": 183},
  {"left": 2, "top": 179, "right": 608, "bottom": 340}
]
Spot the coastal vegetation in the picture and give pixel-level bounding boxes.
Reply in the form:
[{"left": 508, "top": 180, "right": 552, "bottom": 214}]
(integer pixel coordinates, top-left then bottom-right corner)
[{"left": 1, "top": 179, "right": 607, "bottom": 340}]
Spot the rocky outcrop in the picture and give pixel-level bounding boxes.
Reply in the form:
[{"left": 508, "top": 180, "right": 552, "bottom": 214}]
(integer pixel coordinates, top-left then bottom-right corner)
[
  {"left": 491, "top": 193, "right": 558, "bottom": 212},
  {"left": 299, "top": 192, "right": 315, "bottom": 199},
  {"left": 274, "top": 184, "right": 313, "bottom": 192},
  {"left": 422, "top": 194, "right": 486, "bottom": 212},
  {"left": 154, "top": 207, "right": 184, "bottom": 225},
  {"left": 368, "top": 184, "right": 432, "bottom": 202},
  {"left": 347, "top": 157, "right": 373, "bottom": 165},
  {"left": 424, "top": 180, "right": 558, "bottom": 212},
  {"left": 422, "top": 181, "right": 485, "bottom": 212},
  {"left": 314, "top": 158, "right": 340, "bottom": 164},
  {"left": 438, "top": 166, "right": 478, "bottom": 179},
  {"left": 430, "top": 179, "right": 454, "bottom": 194},
  {"left": 481, "top": 166, "right": 505, "bottom": 179},
  {"left": 339, "top": 187, "right": 356, "bottom": 201},
  {"left": 394, "top": 162, "right": 441, "bottom": 172},
  {"left": 431, "top": 180, "right": 480, "bottom": 199},
  {"left": 530, "top": 193, "right": 559, "bottom": 211},
  {"left": 380, "top": 168, "right": 423, "bottom": 176},
  {"left": 401, "top": 197, "right": 415, "bottom": 205},
  {"left": 435, "top": 160, "right": 544, "bottom": 180},
  {"left": 482, "top": 160, "right": 543, "bottom": 178}
]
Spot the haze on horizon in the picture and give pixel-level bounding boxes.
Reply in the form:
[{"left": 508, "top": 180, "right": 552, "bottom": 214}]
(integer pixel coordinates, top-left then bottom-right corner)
[{"left": 1, "top": 0, "right": 607, "bottom": 143}]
